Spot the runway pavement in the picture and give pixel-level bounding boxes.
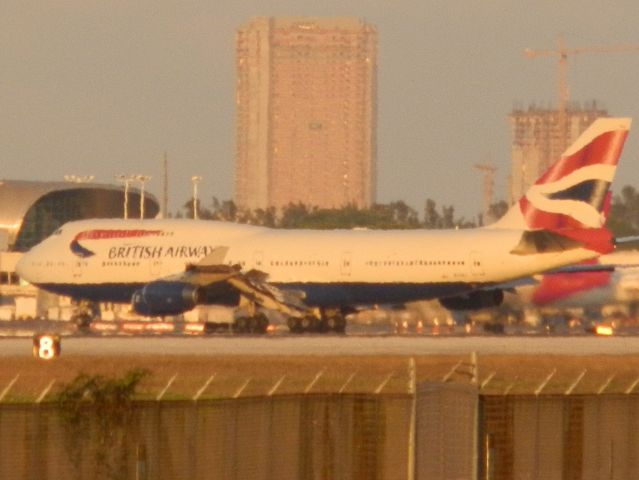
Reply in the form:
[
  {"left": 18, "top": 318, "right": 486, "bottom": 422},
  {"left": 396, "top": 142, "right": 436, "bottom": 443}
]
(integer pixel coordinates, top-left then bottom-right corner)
[{"left": 3, "top": 335, "right": 639, "bottom": 357}]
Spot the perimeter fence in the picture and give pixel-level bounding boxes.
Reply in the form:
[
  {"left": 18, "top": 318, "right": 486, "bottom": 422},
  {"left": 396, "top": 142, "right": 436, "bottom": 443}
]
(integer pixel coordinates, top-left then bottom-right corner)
[
  {"left": 0, "top": 394, "right": 415, "bottom": 480},
  {"left": 3, "top": 368, "right": 639, "bottom": 478},
  {"left": 481, "top": 394, "right": 639, "bottom": 480}
]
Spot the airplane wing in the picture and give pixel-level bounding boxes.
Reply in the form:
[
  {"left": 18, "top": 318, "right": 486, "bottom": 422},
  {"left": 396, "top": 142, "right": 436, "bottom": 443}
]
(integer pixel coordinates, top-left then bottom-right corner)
[
  {"left": 137, "top": 256, "right": 311, "bottom": 320},
  {"left": 615, "top": 235, "right": 639, "bottom": 247}
]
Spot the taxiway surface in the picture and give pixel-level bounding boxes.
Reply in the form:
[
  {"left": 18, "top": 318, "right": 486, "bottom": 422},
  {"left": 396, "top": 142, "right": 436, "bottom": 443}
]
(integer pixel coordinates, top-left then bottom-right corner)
[{"left": 3, "top": 335, "right": 639, "bottom": 357}]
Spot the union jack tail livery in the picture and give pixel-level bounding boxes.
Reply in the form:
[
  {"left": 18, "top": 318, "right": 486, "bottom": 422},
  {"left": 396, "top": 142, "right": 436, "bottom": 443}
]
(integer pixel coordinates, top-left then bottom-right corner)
[{"left": 493, "top": 117, "right": 630, "bottom": 231}]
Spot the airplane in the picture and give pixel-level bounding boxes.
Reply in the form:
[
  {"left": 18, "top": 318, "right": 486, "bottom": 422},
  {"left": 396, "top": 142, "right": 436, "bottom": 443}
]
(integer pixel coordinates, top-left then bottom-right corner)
[
  {"left": 504, "top": 249, "right": 639, "bottom": 330},
  {"left": 16, "top": 117, "right": 632, "bottom": 333}
]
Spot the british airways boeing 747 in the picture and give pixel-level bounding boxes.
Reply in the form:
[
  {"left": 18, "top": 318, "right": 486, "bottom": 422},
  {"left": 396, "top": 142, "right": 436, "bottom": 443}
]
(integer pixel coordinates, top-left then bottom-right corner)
[{"left": 16, "top": 118, "right": 632, "bottom": 333}]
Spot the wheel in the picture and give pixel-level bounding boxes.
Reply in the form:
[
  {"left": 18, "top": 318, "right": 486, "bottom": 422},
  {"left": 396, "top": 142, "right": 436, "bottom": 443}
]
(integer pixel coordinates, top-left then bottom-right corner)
[
  {"left": 320, "top": 308, "right": 347, "bottom": 334},
  {"left": 247, "top": 315, "right": 268, "bottom": 334},
  {"left": 287, "top": 317, "right": 301, "bottom": 333},
  {"left": 325, "top": 315, "right": 337, "bottom": 331},
  {"left": 332, "top": 315, "right": 346, "bottom": 334},
  {"left": 234, "top": 317, "right": 248, "bottom": 333},
  {"left": 301, "top": 316, "right": 313, "bottom": 331},
  {"left": 257, "top": 314, "right": 269, "bottom": 333},
  {"left": 72, "top": 314, "right": 92, "bottom": 333}
]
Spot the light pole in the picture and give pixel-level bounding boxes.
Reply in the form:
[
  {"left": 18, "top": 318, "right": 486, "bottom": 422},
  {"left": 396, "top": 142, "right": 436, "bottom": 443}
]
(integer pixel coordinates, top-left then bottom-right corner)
[
  {"left": 64, "top": 175, "right": 95, "bottom": 183},
  {"left": 191, "top": 176, "right": 202, "bottom": 220},
  {"left": 115, "top": 174, "right": 136, "bottom": 219},
  {"left": 134, "top": 175, "right": 151, "bottom": 219}
]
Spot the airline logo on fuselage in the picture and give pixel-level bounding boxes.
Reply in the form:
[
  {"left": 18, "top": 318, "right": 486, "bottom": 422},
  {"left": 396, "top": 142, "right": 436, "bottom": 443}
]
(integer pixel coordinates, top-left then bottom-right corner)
[
  {"left": 70, "top": 229, "right": 164, "bottom": 258},
  {"left": 70, "top": 229, "right": 216, "bottom": 260},
  {"left": 108, "top": 244, "right": 215, "bottom": 260}
]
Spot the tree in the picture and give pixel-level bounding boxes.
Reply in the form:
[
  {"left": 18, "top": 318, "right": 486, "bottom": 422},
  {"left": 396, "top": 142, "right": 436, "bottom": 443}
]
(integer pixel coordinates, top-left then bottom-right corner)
[
  {"left": 609, "top": 185, "right": 639, "bottom": 236},
  {"left": 484, "top": 200, "right": 509, "bottom": 225},
  {"left": 177, "top": 197, "right": 476, "bottom": 230},
  {"left": 423, "top": 199, "right": 440, "bottom": 228}
]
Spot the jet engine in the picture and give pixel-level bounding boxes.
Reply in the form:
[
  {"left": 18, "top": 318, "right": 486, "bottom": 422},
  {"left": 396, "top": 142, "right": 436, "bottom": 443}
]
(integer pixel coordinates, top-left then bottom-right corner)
[
  {"left": 131, "top": 281, "right": 201, "bottom": 316},
  {"left": 439, "top": 289, "right": 504, "bottom": 311}
]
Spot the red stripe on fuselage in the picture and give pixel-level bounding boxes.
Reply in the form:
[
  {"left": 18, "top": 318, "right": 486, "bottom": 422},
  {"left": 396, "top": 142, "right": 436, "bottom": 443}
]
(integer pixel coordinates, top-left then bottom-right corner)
[{"left": 74, "top": 230, "right": 164, "bottom": 241}]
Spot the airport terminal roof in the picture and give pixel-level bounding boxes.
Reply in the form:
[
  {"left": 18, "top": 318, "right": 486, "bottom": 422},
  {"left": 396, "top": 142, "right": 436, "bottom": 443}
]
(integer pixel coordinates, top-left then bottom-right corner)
[{"left": 0, "top": 179, "right": 158, "bottom": 251}]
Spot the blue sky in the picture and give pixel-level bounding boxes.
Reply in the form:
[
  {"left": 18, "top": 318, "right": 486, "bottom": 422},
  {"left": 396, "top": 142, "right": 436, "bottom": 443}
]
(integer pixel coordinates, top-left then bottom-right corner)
[{"left": 2, "top": 1, "right": 639, "bottom": 219}]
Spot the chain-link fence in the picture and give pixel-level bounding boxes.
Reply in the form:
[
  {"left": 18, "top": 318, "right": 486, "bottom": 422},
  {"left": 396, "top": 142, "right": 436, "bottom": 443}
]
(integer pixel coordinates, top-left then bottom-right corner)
[
  {"left": 0, "top": 394, "right": 416, "bottom": 480},
  {"left": 4, "top": 380, "right": 639, "bottom": 479},
  {"left": 480, "top": 394, "right": 639, "bottom": 480}
]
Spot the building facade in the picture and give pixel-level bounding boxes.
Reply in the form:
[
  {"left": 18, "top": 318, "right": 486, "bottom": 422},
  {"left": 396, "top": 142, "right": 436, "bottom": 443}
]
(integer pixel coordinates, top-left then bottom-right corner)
[
  {"left": 0, "top": 180, "right": 159, "bottom": 319},
  {"left": 235, "top": 17, "right": 377, "bottom": 210},
  {"left": 509, "top": 103, "right": 607, "bottom": 203}
]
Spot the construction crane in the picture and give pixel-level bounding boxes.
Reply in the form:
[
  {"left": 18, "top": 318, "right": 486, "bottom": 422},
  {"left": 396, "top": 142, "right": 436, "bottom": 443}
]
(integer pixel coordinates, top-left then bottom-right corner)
[
  {"left": 474, "top": 163, "right": 497, "bottom": 225},
  {"left": 524, "top": 35, "right": 639, "bottom": 146}
]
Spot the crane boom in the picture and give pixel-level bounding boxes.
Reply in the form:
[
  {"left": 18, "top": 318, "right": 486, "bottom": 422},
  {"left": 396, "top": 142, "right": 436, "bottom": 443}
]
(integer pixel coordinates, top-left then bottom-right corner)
[{"left": 525, "top": 35, "right": 639, "bottom": 115}]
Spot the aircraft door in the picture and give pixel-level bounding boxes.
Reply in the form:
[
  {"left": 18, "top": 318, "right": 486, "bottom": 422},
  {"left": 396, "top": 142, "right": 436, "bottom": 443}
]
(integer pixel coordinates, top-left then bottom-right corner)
[
  {"left": 340, "top": 252, "right": 352, "bottom": 277},
  {"left": 72, "top": 259, "right": 86, "bottom": 279}
]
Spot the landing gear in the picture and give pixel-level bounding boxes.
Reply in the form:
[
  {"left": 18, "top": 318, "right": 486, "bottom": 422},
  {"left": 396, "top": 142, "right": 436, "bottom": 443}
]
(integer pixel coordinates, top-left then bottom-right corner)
[
  {"left": 287, "top": 315, "right": 319, "bottom": 333},
  {"left": 286, "top": 308, "right": 347, "bottom": 334},
  {"left": 232, "top": 297, "right": 271, "bottom": 334},
  {"left": 322, "top": 309, "right": 346, "bottom": 334},
  {"left": 233, "top": 312, "right": 269, "bottom": 334},
  {"left": 70, "top": 300, "right": 100, "bottom": 333}
]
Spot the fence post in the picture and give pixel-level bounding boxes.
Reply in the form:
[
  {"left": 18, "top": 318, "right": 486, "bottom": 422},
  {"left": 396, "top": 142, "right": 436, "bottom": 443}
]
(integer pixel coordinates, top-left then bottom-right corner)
[
  {"left": 234, "top": 378, "right": 251, "bottom": 398},
  {"left": 503, "top": 376, "right": 518, "bottom": 395},
  {"left": 339, "top": 371, "right": 358, "bottom": 393},
  {"left": 565, "top": 370, "right": 587, "bottom": 395},
  {"left": 598, "top": 374, "right": 615, "bottom": 395},
  {"left": 480, "top": 372, "right": 496, "bottom": 390},
  {"left": 157, "top": 373, "right": 178, "bottom": 401},
  {"left": 0, "top": 374, "right": 19, "bottom": 402},
  {"left": 374, "top": 372, "right": 394, "bottom": 394},
  {"left": 136, "top": 443, "right": 147, "bottom": 480},
  {"left": 471, "top": 351, "right": 478, "bottom": 385},
  {"left": 304, "top": 369, "right": 325, "bottom": 394},
  {"left": 625, "top": 375, "right": 639, "bottom": 394},
  {"left": 407, "top": 357, "right": 416, "bottom": 480},
  {"left": 268, "top": 375, "right": 286, "bottom": 396},
  {"left": 36, "top": 380, "right": 55, "bottom": 403},
  {"left": 193, "top": 374, "right": 216, "bottom": 401},
  {"left": 472, "top": 355, "right": 480, "bottom": 480},
  {"left": 442, "top": 361, "right": 462, "bottom": 382},
  {"left": 535, "top": 369, "right": 556, "bottom": 396}
]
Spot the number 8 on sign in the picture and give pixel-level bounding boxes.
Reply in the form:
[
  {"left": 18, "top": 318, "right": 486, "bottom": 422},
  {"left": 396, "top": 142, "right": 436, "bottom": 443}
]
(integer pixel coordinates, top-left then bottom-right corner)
[{"left": 33, "top": 334, "right": 61, "bottom": 360}]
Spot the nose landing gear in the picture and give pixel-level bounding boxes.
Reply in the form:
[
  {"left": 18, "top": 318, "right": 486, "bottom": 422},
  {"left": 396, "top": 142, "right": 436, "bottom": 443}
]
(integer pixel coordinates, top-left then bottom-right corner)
[{"left": 70, "top": 300, "right": 100, "bottom": 333}]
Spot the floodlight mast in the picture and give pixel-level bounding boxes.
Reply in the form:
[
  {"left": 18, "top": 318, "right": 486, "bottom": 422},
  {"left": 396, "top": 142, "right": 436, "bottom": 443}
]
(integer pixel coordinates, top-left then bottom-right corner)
[{"left": 191, "top": 175, "right": 202, "bottom": 220}]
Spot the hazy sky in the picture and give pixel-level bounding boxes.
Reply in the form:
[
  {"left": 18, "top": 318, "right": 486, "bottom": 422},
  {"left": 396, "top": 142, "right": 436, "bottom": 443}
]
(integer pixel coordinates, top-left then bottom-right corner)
[{"left": 3, "top": 1, "right": 639, "bottom": 219}]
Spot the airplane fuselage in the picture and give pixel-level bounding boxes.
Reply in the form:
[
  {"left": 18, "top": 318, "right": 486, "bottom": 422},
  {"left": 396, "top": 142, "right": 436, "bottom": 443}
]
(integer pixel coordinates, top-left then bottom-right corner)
[{"left": 17, "top": 218, "right": 599, "bottom": 308}]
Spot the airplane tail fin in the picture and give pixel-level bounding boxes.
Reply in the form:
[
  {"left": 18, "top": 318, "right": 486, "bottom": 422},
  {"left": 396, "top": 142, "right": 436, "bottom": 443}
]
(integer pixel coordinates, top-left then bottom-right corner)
[{"left": 491, "top": 117, "right": 631, "bottom": 232}]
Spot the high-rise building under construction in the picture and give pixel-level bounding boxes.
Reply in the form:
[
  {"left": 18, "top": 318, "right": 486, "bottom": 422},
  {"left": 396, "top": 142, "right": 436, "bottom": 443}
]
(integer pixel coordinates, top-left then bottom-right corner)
[
  {"left": 509, "top": 103, "right": 607, "bottom": 203},
  {"left": 234, "top": 17, "right": 377, "bottom": 210}
]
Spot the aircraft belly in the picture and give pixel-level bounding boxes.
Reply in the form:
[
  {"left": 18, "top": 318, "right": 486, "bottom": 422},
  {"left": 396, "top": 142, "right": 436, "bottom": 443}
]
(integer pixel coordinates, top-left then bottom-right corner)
[
  {"left": 36, "top": 283, "right": 143, "bottom": 303},
  {"left": 276, "top": 282, "right": 480, "bottom": 307}
]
